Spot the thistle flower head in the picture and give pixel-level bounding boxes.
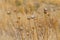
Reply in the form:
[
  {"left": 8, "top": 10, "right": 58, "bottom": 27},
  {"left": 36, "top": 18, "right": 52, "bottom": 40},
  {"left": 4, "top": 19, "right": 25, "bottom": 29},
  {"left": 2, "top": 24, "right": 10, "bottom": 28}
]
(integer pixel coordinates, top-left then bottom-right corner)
[
  {"left": 31, "top": 14, "right": 35, "bottom": 19},
  {"left": 27, "top": 16, "right": 31, "bottom": 20},
  {"left": 7, "top": 10, "right": 11, "bottom": 15}
]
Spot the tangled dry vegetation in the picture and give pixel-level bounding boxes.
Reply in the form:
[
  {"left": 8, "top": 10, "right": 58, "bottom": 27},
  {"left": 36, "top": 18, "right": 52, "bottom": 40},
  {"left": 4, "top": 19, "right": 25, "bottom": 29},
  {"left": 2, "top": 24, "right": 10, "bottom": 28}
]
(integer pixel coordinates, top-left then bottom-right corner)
[{"left": 0, "top": 0, "right": 60, "bottom": 40}]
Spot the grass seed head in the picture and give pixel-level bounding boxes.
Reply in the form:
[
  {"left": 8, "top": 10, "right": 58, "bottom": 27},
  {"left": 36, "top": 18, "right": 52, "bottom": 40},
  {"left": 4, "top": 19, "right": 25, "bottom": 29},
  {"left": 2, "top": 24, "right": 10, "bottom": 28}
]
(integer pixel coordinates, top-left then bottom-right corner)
[
  {"left": 44, "top": 8, "right": 48, "bottom": 14},
  {"left": 7, "top": 11, "right": 11, "bottom": 15},
  {"left": 27, "top": 16, "right": 31, "bottom": 20},
  {"left": 31, "top": 14, "right": 35, "bottom": 19}
]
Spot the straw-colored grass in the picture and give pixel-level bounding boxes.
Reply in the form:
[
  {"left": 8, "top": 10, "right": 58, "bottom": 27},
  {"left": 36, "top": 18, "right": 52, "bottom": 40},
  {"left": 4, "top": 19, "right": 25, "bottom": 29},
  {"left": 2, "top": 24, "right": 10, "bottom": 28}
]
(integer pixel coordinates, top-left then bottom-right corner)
[{"left": 0, "top": 0, "right": 60, "bottom": 40}]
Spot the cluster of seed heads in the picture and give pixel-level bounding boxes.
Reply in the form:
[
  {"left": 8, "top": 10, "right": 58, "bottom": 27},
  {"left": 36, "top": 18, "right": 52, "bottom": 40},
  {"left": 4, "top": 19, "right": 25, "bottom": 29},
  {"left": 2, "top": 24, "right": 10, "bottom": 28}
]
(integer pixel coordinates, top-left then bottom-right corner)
[
  {"left": 44, "top": 8, "right": 50, "bottom": 16},
  {"left": 27, "top": 14, "right": 35, "bottom": 20},
  {"left": 44, "top": 8, "right": 48, "bottom": 14}
]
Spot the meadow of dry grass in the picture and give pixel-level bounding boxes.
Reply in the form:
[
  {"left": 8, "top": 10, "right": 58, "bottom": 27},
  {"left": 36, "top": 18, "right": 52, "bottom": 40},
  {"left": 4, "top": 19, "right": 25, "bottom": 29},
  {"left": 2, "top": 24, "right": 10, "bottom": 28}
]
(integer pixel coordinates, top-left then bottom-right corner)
[{"left": 0, "top": 0, "right": 60, "bottom": 40}]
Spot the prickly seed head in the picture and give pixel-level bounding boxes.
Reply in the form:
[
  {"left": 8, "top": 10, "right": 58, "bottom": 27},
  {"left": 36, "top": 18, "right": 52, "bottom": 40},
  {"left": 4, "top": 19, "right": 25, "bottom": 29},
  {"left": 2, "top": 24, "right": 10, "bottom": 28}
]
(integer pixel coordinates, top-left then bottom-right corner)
[
  {"left": 7, "top": 11, "right": 11, "bottom": 15},
  {"left": 20, "top": 27, "right": 23, "bottom": 31},
  {"left": 18, "top": 17, "right": 20, "bottom": 19},
  {"left": 32, "top": 27, "right": 34, "bottom": 29},
  {"left": 27, "top": 32, "right": 29, "bottom": 36},
  {"left": 44, "top": 8, "right": 48, "bottom": 11},
  {"left": 44, "top": 8, "right": 48, "bottom": 14},
  {"left": 27, "top": 16, "right": 30, "bottom": 20},
  {"left": 31, "top": 14, "right": 35, "bottom": 19}
]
